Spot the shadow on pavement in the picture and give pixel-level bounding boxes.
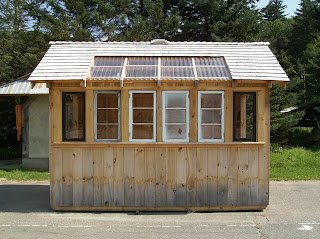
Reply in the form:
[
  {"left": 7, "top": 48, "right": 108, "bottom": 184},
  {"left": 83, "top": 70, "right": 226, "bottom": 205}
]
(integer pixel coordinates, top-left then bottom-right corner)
[{"left": 0, "top": 185, "right": 53, "bottom": 213}]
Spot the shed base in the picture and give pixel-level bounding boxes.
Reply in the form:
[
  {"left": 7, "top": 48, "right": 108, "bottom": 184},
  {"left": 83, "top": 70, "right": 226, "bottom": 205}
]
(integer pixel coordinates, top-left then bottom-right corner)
[
  {"left": 23, "top": 157, "right": 49, "bottom": 169},
  {"left": 51, "top": 205, "right": 267, "bottom": 212}
]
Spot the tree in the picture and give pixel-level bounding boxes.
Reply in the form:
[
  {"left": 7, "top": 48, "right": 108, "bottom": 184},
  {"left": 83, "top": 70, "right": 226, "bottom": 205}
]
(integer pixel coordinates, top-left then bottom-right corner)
[
  {"left": 260, "top": 0, "right": 287, "bottom": 21},
  {"left": 175, "top": 0, "right": 260, "bottom": 42},
  {"left": 0, "top": 0, "right": 30, "bottom": 31},
  {"left": 303, "top": 37, "right": 320, "bottom": 102}
]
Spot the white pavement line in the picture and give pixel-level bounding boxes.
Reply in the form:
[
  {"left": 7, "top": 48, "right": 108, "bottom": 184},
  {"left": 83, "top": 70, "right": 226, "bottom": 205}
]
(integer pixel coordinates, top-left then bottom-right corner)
[
  {"left": 0, "top": 225, "right": 93, "bottom": 228},
  {"left": 196, "top": 225, "right": 209, "bottom": 227},
  {"left": 137, "top": 225, "right": 182, "bottom": 228},
  {"left": 227, "top": 224, "right": 256, "bottom": 227},
  {"left": 297, "top": 225, "right": 313, "bottom": 231},
  {"left": 298, "top": 222, "right": 320, "bottom": 225},
  {"left": 0, "top": 225, "right": 11, "bottom": 227}
]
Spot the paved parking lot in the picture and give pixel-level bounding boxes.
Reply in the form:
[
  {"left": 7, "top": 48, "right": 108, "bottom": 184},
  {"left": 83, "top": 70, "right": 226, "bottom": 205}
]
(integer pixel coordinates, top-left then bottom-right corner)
[{"left": 0, "top": 180, "right": 319, "bottom": 238}]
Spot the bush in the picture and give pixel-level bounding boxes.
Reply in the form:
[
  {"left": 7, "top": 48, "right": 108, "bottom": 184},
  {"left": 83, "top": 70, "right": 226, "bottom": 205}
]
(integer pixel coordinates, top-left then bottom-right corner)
[{"left": 289, "top": 127, "right": 313, "bottom": 147}]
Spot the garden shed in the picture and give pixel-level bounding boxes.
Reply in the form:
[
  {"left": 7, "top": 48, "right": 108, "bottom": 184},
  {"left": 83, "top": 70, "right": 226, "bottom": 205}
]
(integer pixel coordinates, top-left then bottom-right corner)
[
  {"left": 0, "top": 78, "right": 49, "bottom": 168},
  {"left": 28, "top": 39, "right": 289, "bottom": 211}
]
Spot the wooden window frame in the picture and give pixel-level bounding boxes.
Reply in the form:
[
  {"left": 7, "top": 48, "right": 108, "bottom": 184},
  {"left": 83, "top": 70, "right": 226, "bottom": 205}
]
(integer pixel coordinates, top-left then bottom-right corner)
[
  {"left": 129, "top": 90, "right": 156, "bottom": 142},
  {"left": 233, "top": 92, "right": 257, "bottom": 142},
  {"left": 62, "top": 92, "right": 85, "bottom": 142},
  {"left": 162, "top": 90, "right": 190, "bottom": 142},
  {"left": 198, "top": 91, "right": 225, "bottom": 143},
  {"left": 94, "top": 91, "right": 121, "bottom": 142}
]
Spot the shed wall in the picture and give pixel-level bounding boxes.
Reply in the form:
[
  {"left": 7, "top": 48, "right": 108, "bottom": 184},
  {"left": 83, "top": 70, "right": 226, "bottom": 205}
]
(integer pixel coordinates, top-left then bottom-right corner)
[{"left": 50, "top": 80, "right": 270, "bottom": 211}]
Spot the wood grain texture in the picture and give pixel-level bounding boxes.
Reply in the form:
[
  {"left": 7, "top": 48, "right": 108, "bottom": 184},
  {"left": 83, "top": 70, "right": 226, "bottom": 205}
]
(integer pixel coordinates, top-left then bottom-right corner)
[
  {"left": 176, "top": 147, "right": 187, "bottom": 207},
  {"left": 93, "top": 148, "right": 104, "bottom": 206},
  {"left": 134, "top": 148, "right": 145, "bottom": 207},
  {"left": 104, "top": 148, "right": 114, "bottom": 207},
  {"left": 155, "top": 147, "right": 166, "bottom": 207},
  {"left": 124, "top": 148, "right": 135, "bottom": 206},
  {"left": 207, "top": 148, "right": 218, "bottom": 206},
  {"left": 62, "top": 149, "right": 73, "bottom": 206},
  {"left": 51, "top": 148, "right": 62, "bottom": 206},
  {"left": 166, "top": 148, "right": 176, "bottom": 207},
  {"left": 228, "top": 148, "right": 238, "bottom": 206},
  {"left": 113, "top": 148, "right": 124, "bottom": 206},
  {"left": 82, "top": 148, "right": 93, "bottom": 206},
  {"left": 145, "top": 148, "right": 156, "bottom": 206},
  {"left": 72, "top": 148, "right": 83, "bottom": 206},
  {"left": 196, "top": 148, "right": 208, "bottom": 206},
  {"left": 186, "top": 148, "right": 197, "bottom": 207},
  {"left": 217, "top": 148, "right": 228, "bottom": 206},
  {"left": 53, "top": 89, "right": 62, "bottom": 142},
  {"left": 224, "top": 90, "right": 233, "bottom": 142},
  {"left": 86, "top": 90, "right": 94, "bottom": 142},
  {"left": 121, "top": 89, "right": 129, "bottom": 142}
]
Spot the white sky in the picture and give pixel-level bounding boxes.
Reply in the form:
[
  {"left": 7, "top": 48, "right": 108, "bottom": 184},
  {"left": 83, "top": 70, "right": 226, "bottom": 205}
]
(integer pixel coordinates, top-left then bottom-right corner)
[{"left": 256, "top": 0, "right": 301, "bottom": 18}]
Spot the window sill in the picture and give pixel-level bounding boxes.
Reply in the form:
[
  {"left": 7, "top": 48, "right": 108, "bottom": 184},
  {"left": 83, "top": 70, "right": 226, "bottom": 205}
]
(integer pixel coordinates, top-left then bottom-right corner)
[{"left": 53, "top": 141, "right": 266, "bottom": 148}]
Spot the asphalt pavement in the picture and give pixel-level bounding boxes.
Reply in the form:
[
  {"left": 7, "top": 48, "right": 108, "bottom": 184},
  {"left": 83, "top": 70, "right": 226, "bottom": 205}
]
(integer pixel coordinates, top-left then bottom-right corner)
[{"left": 0, "top": 180, "right": 319, "bottom": 239}]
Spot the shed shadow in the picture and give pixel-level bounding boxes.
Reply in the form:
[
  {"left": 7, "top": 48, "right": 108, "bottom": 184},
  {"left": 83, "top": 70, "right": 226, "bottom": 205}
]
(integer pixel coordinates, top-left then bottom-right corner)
[{"left": 0, "top": 184, "right": 53, "bottom": 213}]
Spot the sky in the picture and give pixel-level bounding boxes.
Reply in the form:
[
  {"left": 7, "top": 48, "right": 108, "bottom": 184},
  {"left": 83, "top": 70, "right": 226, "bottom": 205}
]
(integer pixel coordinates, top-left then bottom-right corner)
[{"left": 256, "top": 0, "right": 301, "bottom": 18}]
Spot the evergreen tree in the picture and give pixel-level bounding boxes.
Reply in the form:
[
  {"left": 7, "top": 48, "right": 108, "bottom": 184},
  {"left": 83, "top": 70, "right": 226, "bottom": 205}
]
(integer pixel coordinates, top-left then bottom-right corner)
[
  {"left": 303, "top": 37, "right": 320, "bottom": 102},
  {"left": 0, "top": 0, "right": 29, "bottom": 31},
  {"left": 260, "top": 0, "right": 287, "bottom": 21}
]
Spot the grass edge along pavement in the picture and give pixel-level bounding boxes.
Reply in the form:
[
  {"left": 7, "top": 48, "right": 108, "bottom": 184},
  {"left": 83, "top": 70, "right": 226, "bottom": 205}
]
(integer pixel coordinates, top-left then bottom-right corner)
[{"left": 0, "top": 147, "right": 319, "bottom": 181}]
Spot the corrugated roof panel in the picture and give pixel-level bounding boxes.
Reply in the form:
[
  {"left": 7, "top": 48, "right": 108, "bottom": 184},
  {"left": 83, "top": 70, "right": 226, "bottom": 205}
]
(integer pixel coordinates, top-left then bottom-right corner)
[
  {"left": 28, "top": 41, "right": 290, "bottom": 82},
  {"left": 0, "top": 80, "right": 48, "bottom": 95}
]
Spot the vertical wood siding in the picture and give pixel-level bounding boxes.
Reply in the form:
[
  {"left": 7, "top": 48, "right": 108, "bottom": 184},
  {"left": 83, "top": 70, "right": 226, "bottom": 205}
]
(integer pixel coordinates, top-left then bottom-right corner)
[{"left": 51, "top": 146, "right": 268, "bottom": 209}]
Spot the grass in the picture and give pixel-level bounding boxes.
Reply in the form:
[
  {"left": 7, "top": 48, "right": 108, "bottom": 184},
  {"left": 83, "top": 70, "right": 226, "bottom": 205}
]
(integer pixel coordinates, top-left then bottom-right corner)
[
  {"left": 0, "top": 166, "right": 49, "bottom": 181},
  {"left": 270, "top": 146, "right": 320, "bottom": 180}
]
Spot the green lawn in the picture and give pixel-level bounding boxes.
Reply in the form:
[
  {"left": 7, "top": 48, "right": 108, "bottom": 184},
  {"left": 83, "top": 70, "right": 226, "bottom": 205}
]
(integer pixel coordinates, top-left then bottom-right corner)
[
  {"left": 270, "top": 146, "right": 320, "bottom": 180},
  {"left": 0, "top": 167, "right": 49, "bottom": 181}
]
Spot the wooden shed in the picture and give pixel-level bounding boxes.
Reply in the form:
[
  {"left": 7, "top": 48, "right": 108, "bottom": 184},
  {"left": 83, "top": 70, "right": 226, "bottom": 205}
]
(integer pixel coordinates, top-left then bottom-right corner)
[{"left": 29, "top": 40, "right": 289, "bottom": 211}]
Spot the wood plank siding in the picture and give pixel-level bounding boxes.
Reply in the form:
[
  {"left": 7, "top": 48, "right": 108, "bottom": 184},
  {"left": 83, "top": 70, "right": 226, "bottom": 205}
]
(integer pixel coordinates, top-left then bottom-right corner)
[
  {"left": 51, "top": 146, "right": 268, "bottom": 211},
  {"left": 49, "top": 81, "right": 270, "bottom": 211}
]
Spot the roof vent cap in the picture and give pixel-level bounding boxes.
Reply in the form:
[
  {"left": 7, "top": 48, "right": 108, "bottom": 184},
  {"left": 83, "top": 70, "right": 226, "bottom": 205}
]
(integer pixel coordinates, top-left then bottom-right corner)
[{"left": 150, "top": 39, "right": 169, "bottom": 45}]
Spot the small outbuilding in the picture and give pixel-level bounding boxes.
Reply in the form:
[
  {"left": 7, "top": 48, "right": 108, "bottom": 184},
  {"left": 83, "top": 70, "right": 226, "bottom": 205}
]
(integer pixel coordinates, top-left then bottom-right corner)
[
  {"left": 29, "top": 40, "right": 289, "bottom": 211},
  {"left": 0, "top": 78, "right": 49, "bottom": 168}
]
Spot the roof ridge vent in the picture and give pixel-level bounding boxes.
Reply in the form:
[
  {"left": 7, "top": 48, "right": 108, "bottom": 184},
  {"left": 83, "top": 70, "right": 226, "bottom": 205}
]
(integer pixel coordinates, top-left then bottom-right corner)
[{"left": 150, "top": 39, "right": 169, "bottom": 45}]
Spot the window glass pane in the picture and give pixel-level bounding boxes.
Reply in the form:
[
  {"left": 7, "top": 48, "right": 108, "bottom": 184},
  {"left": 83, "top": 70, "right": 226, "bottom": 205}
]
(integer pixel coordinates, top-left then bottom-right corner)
[
  {"left": 234, "top": 93, "right": 256, "bottom": 141},
  {"left": 97, "top": 125, "right": 118, "bottom": 140},
  {"left": 127, "top": 57, "right": 157, "bottom": 65},
  {"left": 126, "top": 66, "right": 157, "bottom": 78},
  {"left": 132, "top": 125, "right": 153, "bottom": 139},
  {"left": 165, "top": 109, "right": 186, "bottom": 123},
  {"left": 162, "top": 67, "right": 194, "bottom": 78},
  {"left": 201, "top": 93, "right": 222, "bottom": 108},
  {"left": 165, "top": 93, "right": 186, "bottom": 108},
  {"left": 90, "top": 66, "right": 122, "bottom": 78},
  {"left": 166, "top": 125, "right": 187, "bottom": 139},
  {"left": 97, "top": 109, "right": 118, "bottom": 123},
  {"left": 133, "top": 109, "right": 153, "bottom": 123},
  {"left": 97, "top": 93, "right": 118, "bottom": 108},
  {"left": 132, "top": 93, "right": 154, "bottom": 107},
  {"left": 94, "top": 57, "right": 124, "bottom": 66},
  {"left": 63, "top": 93, "right": 85, "bottom": 141},
  {"left": 201, "top": 109, "right": 221, "bottom": 124},
  {"left": 162, "top": 57, "right": 192, "bottom": 66},
  {"left": 201, "top": 125, "right": 222, "bottom": 139}
]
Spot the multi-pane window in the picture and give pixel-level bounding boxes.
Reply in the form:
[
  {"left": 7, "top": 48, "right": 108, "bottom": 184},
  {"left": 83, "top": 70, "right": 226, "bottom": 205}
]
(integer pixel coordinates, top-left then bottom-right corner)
[
  {"left": 163, "top": 91, "right": 189, "bottom": 142},
  {"left": 129, "top": 91, "right": 156, "bottom": 142},
  {"left": 62, "top": 92, "right": 85, "bottom": 141},
  {"left": 94, "top": 91, "right": 120, "bottom": 141},
  {"left": 233, "top": 92, "right": 256, "bottom": 142},
  {"left": 198, "top": 91, "right": 224, "bottom": 142}
]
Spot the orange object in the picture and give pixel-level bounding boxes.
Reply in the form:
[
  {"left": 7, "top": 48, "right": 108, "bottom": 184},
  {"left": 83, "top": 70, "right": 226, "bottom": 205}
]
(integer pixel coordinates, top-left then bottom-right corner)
[{"left": 15, "top": 104, "right": 22, "bottom": 141}]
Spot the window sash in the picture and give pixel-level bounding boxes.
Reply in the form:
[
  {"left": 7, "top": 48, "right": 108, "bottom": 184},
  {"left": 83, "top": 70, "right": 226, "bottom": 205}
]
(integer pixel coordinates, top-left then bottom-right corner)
[
  {"left": 198, "top": 91, "right": 224, "bottom": 142},
  {"left": 62, "top": 92, "right": 85, "bottom": 142},
  {"left": 94, "top": 91, "right": 121, "bottom": 141},
  {"left": 163, "top": 91, "right": 189, "bottom": 142},
  {"left": 233, "top": 92, "right": 256, "bottom": 142},
  {"left": 129, "top": 91, "right": 156, "bottom": 142}
]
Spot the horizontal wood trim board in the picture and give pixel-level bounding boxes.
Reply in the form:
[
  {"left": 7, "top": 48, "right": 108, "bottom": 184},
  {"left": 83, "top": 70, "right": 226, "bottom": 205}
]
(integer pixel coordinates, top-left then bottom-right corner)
[
  {"left": 53, "top": 142, "right": 265, "bottom": 148},
  {"left": 51, "top": 205, "right": 266, "bottom": 212}
]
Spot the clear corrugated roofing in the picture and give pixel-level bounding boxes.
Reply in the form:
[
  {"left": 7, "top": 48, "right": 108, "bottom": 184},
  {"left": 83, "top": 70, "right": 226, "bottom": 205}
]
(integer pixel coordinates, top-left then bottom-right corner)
[
  {"left": 0, "top": 80, "right": 48, "bottom": 95},
  {"left": 88, "top": 57, "right": 231, "bottom": 81}
]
